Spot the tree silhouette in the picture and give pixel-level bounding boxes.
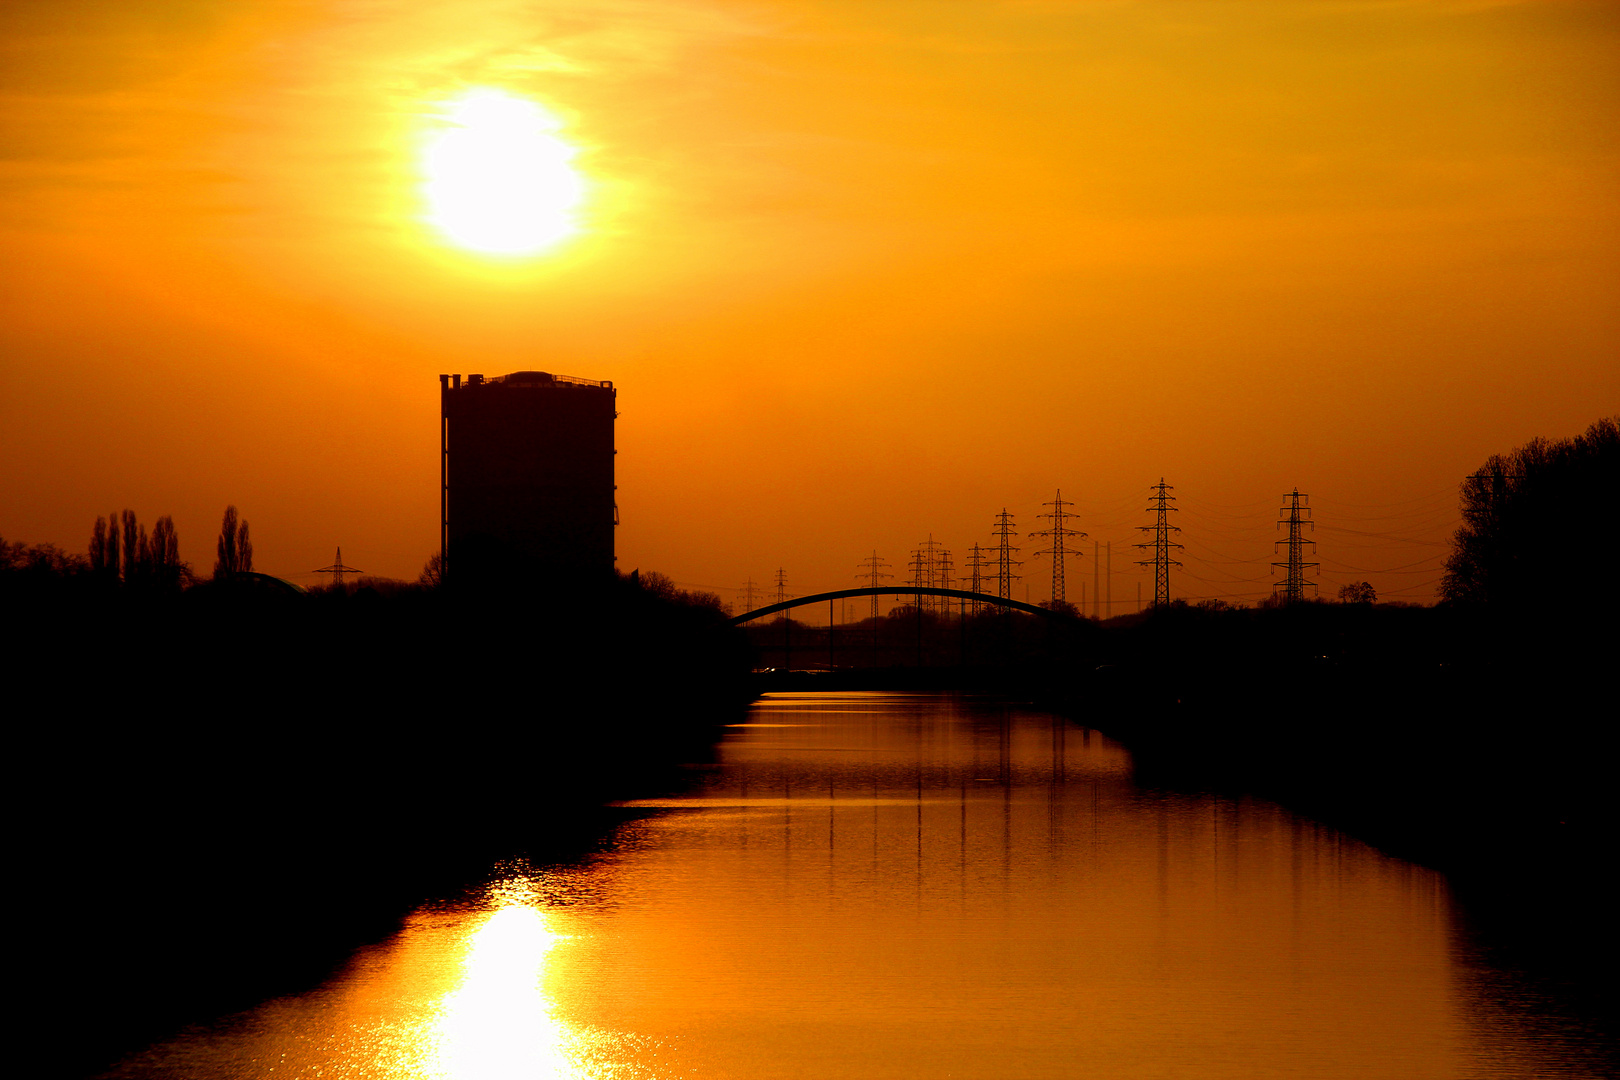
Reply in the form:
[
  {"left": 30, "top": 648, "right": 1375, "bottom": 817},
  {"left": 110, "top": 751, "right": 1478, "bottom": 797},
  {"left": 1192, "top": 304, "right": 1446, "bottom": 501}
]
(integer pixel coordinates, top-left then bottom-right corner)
[
  {"left": 1442, "top": 416, "right": 1618, "bottom": 613},
  {"left": 214, "top": 506, "right": 253, "bottom": 578},
  {"left": 149, "top": 515, "right": 183, "bottom": 587},
  {"left": 89, "top": 511, "right": 184, "bottom": 587},
  {"left": 1338, "top": 582, "right": 1376, "bottom": 604},
  {"left": 121, "top": 510, "right": 140, "bottom": 582},
  {"left": 89, "top": 517, "right": 111, "bottom": 576},
  {"left": 105, "top": 511, "right": 120, "bottom": 580}
]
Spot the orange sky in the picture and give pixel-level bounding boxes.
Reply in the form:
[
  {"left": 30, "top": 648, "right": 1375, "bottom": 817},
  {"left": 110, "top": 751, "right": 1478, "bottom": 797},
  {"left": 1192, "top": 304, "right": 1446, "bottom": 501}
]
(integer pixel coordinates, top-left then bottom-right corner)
[{"left": 2, "top": 0, "right": 1616, "bottom": 607}]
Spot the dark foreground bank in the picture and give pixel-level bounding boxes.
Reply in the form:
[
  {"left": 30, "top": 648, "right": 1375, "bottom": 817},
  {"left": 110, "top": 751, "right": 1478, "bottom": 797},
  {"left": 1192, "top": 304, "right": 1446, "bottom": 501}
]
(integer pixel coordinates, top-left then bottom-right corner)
[
  {"left": 1079, "top": 602, "right": 1619, "bottom": 1059},
  {"left": 8, "top": 574, "right": 752, "bottom": 1079}
]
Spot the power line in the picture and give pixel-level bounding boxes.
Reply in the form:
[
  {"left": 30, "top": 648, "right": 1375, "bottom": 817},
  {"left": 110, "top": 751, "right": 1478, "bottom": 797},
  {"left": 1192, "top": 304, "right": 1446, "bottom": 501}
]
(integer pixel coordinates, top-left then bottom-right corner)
[
  {"left": 1314, "top": 523, "right": 1452, "bottom": 546},
  {"left": 1318, "top": 553, "right": 1448, "bottom": 574}
]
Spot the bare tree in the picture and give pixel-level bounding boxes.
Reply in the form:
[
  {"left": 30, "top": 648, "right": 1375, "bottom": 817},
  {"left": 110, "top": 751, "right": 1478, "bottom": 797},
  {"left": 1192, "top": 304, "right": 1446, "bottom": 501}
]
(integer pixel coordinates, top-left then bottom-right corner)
[
  {"left": 238, "top": 520, "right": 252, "bottom": 574},
  {"left": 121, "top": 510, "right": 139, "bottom": 582},
  {"left": 106, "top": 511, "right": 121, "bottom": 580},
  {"left": 149, "top": 515, "right": 182, "bottom": 587},
  {"left": 216, "top": 506, "right": 237, "bottom": 577},
  {"left": 90, "top": 511, "right": 185, "bottom": 588},
  {"left": 90, "top": 517, "right": 110, "bottom": 575},
  {"left": 1338, "top": 582, "right": 1376, "bottom": 604},
  {"left": 636, "top": 570, "right": 679, "bottom": 600},
  {"left": 215, "top": 506, "right": 253, "bottom": 578}
]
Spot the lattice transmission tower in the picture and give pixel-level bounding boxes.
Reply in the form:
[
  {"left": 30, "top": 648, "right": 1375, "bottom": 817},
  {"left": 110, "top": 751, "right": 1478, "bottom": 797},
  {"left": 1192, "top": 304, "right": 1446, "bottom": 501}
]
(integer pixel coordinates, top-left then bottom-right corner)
[
  {"left": 1031, "top": 490, "right": 1086, "bottom": 608},
  {"left": 774, "top": 567, "right": 790, "bottom": 606},
  {"left": 991, "top": 509, "right": 1021, "bottom": 600},
  {"left": 908, "top": 547, "right": 929, "bottom": 612},
  {"left": 1272, "top": 489, "right": 1319, "bottom": 603},
  {"left": 966, "top": 544, "right": 989, "bottom": 615},
  {"left": 739, "top": 578, "right": 762, "bottom": 614},
  {"left": 909, "top": 535, "right": 949, "bottom": 614},
  {"left": 856, "top": 551, "right": 892, "bottom": 620},
  {"left": 1134, "top": 479, "right": 1183, "bottom": 608},
  {"left": 934, "top": 546, "right": 955, "bottom": 615},
  {"left": 314, "top": 547, "right": 363, "bottom": 590}
]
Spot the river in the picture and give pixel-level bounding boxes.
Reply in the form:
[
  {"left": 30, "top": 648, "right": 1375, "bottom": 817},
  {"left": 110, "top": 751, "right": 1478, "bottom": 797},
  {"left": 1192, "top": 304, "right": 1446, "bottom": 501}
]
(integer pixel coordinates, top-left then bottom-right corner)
[{"left": 99, "top": 693, "right": 1607, "bottom": 1079}]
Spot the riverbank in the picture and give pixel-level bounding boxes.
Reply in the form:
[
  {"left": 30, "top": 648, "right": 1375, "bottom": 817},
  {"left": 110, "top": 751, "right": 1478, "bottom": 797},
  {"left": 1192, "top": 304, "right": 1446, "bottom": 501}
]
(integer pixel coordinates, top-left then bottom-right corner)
[
  {"left": 1075, "top": 604, "right": 1618, "bottom": 1060},
  {"left": 751, "top": 602, "right": 1617, "bottom": 1060},
  {"left": 11, "top": 577, "right": 753, "bottom": 1078},
  {"left": 756, "top": 603, "right": 1613, "bottom": 879}
]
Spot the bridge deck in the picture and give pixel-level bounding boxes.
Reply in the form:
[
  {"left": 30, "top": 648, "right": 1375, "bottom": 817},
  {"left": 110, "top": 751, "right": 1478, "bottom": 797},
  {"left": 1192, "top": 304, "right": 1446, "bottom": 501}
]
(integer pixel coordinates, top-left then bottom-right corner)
[{"left": 731, "top": 586, "right": 1065, "bottom": 624}]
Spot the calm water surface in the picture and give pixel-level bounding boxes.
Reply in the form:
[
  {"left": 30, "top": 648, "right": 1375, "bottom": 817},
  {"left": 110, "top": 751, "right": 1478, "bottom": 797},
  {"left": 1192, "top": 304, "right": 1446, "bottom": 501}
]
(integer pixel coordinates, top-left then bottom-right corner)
[{"left": 106, "top": 693, "right": 1603, "bottom": 1079}]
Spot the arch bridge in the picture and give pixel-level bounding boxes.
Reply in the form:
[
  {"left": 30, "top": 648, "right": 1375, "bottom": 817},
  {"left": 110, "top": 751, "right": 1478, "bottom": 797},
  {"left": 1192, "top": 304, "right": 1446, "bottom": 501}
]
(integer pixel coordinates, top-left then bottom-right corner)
[{"left": 731, "top": 586, "right": 1069, "bottom": 625}]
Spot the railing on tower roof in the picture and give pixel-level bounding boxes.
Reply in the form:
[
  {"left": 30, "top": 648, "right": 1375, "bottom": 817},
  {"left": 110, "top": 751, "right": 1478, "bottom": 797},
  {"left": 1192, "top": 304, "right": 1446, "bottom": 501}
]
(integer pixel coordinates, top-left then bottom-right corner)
[{"left": 481, "top": 370, "right": 613, "bottom": 390}]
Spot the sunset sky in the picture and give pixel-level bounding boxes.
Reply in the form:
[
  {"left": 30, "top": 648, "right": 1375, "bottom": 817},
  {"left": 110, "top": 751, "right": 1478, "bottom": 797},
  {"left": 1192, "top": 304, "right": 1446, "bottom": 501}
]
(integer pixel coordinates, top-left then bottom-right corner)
[{"left": 2, "top": 0, "right": 1615, "bottom": 608}]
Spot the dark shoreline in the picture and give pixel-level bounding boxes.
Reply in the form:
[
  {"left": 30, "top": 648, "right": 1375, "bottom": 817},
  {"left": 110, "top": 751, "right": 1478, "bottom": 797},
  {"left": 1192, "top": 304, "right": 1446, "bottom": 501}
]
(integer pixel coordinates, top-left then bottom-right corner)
[
  {"left": 750, "top": 603, "right": 1618, "bottom": 1064},
  {"left": 17, "top": 587, "right": 1614, "bottom": 1076},
  {"left": 13, "top": 580, "right": 753, "bottom": 1079},
  {"left": 1100, "top": 666, "right": 1619, "bottom": 1069}
]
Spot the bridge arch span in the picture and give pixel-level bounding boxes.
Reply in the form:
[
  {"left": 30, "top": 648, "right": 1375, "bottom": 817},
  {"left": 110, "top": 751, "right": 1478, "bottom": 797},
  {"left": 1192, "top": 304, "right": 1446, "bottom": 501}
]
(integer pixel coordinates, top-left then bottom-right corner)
[{"left": 730, "top": 586, "right": 1068, "bottom": 625}]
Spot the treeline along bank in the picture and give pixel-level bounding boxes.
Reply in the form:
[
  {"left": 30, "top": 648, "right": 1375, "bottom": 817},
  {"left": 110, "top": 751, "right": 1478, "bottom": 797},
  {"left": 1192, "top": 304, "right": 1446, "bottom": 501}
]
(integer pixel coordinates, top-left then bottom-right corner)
[
  {"left": 9, "top": 368, "right": 761, "bottom": 1077},
  {"left": 6, "top": 536, "right": 753, "bottom": 1078}
]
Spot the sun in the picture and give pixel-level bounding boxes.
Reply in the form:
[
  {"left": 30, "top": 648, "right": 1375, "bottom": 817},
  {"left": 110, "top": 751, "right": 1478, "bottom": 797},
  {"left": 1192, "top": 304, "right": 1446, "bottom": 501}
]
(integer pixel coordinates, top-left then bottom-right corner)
[{"left": 421, "top": 88, "right": 585, "bottom": 256}]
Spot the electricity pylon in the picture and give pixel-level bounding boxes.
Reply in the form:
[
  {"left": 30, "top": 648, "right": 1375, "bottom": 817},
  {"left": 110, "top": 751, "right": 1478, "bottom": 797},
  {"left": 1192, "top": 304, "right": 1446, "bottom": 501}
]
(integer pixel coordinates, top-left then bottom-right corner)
[
  {"left": 856, "top": 551, "right": 892, "bottom": 620},
  {"left": 934, "top": 546, "right": 955, "bottom": 615},
  {"left": 991, "top": 509, "right": 1021, "bottom": 600},
  {"left": 1134, "top": 479, "right": 1183, "bottom": 608},
  {"left": 966, "top": 544, "right": 989, "bottom": 615},
  {"left": 314, "top": 547, "right": 362, "bottom": 590},
  {"left": 740, "top": 578, "right": 762, "bottom": 613},
  {"left": 774, "top": 567, "right": 789, "bottom": 606},
  {"left": 911, "top": 535, "right": 948, "bottom": 613},
  {"left": 1031, "top": 490, "right": 1086, "bottom": 608},
  {"left": 1272, "top": 489, "right": 1319, "bottom": 603},
  {"left": 908, "top": 547, "right": 930, "bottom": 613}
]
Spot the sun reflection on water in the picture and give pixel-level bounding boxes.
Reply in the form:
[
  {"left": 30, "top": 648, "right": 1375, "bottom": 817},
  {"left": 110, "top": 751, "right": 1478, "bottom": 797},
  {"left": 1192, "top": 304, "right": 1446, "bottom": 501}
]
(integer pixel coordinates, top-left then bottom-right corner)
[{"left": 431, "top": 902, "right": 583, "bottom": 1080}]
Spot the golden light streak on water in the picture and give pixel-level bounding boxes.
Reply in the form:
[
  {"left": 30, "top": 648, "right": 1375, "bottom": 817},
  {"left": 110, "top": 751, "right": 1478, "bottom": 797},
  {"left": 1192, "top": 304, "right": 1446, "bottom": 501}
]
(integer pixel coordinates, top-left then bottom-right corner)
[{"left": 429, "top": 904, "right": 582, "bottom": 1080}]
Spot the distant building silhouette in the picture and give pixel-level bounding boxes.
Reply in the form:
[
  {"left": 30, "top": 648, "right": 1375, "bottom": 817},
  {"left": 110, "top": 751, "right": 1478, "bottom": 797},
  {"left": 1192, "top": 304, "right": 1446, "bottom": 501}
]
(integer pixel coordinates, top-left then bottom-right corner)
[{"left": 439, "top": 371, "right": 617, "bottom": 588}]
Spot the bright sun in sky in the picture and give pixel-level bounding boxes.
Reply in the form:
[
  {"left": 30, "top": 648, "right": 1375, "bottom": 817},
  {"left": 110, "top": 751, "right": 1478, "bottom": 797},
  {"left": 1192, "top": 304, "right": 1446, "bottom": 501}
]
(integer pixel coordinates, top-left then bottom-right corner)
[{"left": 422, "top": 88, "right": 585, "bottom": 256}]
